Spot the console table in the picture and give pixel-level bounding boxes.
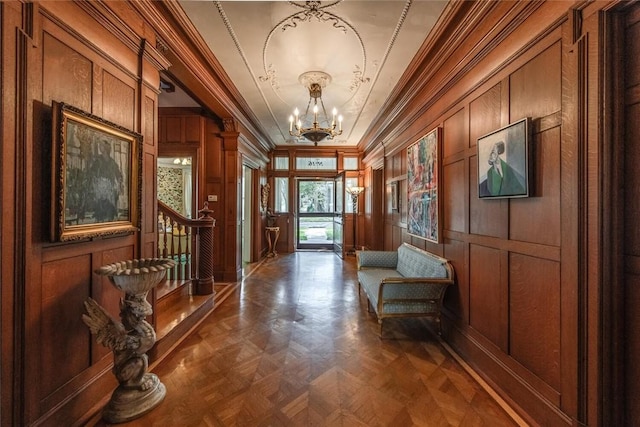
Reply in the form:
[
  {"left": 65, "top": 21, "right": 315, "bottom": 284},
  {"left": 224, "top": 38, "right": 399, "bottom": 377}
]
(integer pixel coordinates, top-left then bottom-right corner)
[{"left": 265, "top": 226, "right": 280, "bottom": 257}]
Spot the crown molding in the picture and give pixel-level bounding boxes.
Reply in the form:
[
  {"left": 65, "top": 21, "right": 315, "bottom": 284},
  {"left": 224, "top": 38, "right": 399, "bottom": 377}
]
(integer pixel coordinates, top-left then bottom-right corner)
[{"left": 130, "top": 0, "right": 275, "bottom": 154}]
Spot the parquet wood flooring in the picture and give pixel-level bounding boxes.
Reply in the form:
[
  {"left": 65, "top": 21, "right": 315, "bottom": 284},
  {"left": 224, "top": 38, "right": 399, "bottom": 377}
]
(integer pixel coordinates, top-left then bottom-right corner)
[{"left": 92, "top": 252, "right": 525, "bottom": 427}]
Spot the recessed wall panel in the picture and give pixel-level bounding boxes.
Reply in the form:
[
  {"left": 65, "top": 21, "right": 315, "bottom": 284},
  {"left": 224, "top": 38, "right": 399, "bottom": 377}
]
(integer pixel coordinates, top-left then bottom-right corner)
[
  {"left": 102, "top": 71, "right": 135, "bottom": 129},
  {"left": 625, "top": 102, "right": 640, "bottom": 255},
  {"left": 444, "top": 238, "right": 467, "bottom": 321},
  {"left": 510, "top": 42, "right": 561, "bottom": 122},
  {"left": 185, "top": 116, "right": 201, "bottom": 143},
  {"left": 509, "top": 253, "right": 561, "bottom": 391},
  {"left": 443, "top": 108, "right": 466, "bottom": 157},
  {"left": 41, "top": 255, "right": 92, "bottom": 398},
  {"left": 145, "top": 96, "right": 156, "bottom": 147},
  {"left": 510, "top": 127, "right": 561, "bottom": 246},
  {"left": 469, "top": 244, "right": 503, "bottom": 347},
  {"left": 469, "top": 83, "right": 501, "bottom": 148},
  {"left": 444, "top": 159, "right": 465, "bottom": 233},
  {"left": 42, "top": 33, "right": 92, "bottom": 111},
  {"left": 469, "top": 158, "right": 508, "bottom": 238}
]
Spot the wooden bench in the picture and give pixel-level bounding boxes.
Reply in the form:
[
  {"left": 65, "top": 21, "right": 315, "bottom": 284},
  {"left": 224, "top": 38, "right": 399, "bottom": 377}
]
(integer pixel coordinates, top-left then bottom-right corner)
[{"left": 356, "top": 243, "right": 455, "bottom": 336}]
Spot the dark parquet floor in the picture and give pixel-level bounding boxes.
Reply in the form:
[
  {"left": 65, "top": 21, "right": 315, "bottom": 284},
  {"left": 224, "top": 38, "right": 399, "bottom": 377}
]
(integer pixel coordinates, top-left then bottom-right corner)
[{"left": 98, "top": 252, "right": 525, "bottom": 427}]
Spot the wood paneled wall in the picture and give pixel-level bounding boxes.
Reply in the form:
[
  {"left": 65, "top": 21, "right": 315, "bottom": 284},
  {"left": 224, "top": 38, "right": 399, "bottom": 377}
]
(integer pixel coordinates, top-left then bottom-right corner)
[
  {"left": 624, "top": 4, "right": 640, "bottom": 424},
  {"left": 1, "top": 2, "right": 168, "bottom": 425},
  {"left": 365, "top": 1, "right": 634, "bottom": 425}
]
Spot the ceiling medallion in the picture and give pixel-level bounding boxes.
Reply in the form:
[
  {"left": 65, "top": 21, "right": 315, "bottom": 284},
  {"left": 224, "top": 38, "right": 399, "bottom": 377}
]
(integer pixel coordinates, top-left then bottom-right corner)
[
  {"left": 260, "top": 1, "right": 368, "bottom": 95},
  {"left": 289, "top": 71, "right": 343, "bottom": 145}
]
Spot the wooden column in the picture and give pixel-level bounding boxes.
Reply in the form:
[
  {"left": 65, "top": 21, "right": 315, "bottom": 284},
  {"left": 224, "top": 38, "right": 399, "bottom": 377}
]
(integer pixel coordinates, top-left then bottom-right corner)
[{"left": 220, "top": 118, "right": 242, "bottom": 281}]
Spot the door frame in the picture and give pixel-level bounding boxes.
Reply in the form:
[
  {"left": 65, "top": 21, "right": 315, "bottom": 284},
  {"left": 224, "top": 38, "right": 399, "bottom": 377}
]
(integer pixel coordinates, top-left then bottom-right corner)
[{"left": 334, "top": 172, "right": 345, "bottom": 258}]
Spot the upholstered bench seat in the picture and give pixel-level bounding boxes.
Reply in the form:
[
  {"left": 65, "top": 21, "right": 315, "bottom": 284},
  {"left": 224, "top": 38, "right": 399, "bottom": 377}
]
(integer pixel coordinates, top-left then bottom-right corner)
[{"left": 356, "top": 243, "right": 455, "bottom": 336}]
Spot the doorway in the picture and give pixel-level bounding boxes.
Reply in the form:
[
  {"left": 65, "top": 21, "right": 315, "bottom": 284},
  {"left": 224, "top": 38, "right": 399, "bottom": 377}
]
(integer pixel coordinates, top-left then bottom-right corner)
[
  {"left": 296, "top": 179, "right": 336, "bottom": 250},
  {"left": 242, "top": 165, "right": 253, "bottom": 264},
  {"left": 157, "top": 156, "right": 194, "bottom": 218}
]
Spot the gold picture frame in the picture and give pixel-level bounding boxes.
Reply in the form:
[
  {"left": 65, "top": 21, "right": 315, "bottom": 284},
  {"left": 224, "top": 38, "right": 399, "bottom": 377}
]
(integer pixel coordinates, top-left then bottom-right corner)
[{"left": 51, "top": 102, "right": 142, "bottom": 242}]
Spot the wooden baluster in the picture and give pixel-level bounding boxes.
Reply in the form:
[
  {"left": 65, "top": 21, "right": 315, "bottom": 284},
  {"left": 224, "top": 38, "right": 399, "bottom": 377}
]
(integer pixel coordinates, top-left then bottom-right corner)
[
  {"left": 159, "top": 213, "right": 168, "bottom": 259},
  {"left": 176, "top": 223, "right": 184, "bottom": 281},
  {"left": 157, "top": 213, "right": 162, "bottom": 258},
  {"left": 170, "top": 220, "right": 178, "bottom": 280},
  {"left": 185, "top": 225, "right": 192, "bottom": 283}
]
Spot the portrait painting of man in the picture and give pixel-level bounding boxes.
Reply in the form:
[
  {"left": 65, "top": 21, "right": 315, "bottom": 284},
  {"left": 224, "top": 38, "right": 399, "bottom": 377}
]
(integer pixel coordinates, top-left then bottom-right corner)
[{"left": 477, "top": 118, "right": 530, "bottom": 199}]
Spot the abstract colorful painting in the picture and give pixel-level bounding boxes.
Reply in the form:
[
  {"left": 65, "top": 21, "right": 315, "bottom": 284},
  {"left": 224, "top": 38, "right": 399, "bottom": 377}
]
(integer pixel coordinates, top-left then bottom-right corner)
[{"left": 407, "top": 127, "right": 440, "bottom": 243}]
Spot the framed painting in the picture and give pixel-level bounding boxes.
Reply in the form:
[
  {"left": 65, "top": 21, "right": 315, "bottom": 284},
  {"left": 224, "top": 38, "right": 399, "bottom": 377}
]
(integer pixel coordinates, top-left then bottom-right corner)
[
  {"left": 51, "top": 102, "right": 142, "bottom": 242},
  {"left": 390, "top": 181, "right": 398, "bottom": 211},
  {"left": 477, "top": 117, "right": 530, "bottom": 199},
  {"left": 407, "top": 127, "right": 441, "bottom": 243}
]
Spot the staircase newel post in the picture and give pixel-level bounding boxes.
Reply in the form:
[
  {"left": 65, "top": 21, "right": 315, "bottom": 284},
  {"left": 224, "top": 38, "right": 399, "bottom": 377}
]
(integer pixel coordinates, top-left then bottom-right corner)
[{"left": 194, "top": 202, "right": 215, "bottom": 295}]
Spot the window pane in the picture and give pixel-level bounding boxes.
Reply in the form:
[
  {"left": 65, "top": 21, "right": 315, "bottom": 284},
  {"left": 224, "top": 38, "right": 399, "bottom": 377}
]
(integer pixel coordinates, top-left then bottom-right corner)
[
  {"left": 298, "top": 181, "right": 335, "bottom": 213},
  {"left": 295, "top": 157, "right": 337, "bottom": 170},
  {"left": 274, "top": 177, "right": 289, "bottom": 212},
  {"left": 345, "top": 177, "right": 358, "bottom": 213},
  {"left": 343, "top": 157, "right": 358, "bottom": 170},
  {"left": 274, "top": 156, "right": 289, "bottom": 170}
]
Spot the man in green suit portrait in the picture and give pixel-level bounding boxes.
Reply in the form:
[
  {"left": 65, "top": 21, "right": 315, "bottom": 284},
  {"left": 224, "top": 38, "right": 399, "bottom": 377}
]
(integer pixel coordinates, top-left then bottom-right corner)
[{"left": 479, "top": 140, "right": 526, "bottom": 197}]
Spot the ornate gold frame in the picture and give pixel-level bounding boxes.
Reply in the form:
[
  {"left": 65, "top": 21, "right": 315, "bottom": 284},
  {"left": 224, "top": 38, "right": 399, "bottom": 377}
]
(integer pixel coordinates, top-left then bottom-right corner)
[{"left": 51, "top": 102, "right": 142, "bottom": 242}]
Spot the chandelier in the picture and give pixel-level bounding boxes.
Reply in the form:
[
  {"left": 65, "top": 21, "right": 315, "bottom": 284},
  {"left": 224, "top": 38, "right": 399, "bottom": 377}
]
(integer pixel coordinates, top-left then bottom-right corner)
[{"left": 289, "top": 71, "right": 343, "bottom": 145}]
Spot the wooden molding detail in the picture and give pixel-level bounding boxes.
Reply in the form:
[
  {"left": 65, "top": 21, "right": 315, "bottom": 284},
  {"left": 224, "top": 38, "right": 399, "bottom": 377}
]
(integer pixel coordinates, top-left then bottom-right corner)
[
  {"left": 12, "top": 20, "right": 31, "bottom": 427},
  {"left": 361, "top": 140, "right": 385, "bottom": 169},
  {"left": 75, "top": 2, "right": 171, "bottom": 73},
  {"left": 238, "top": 134, "right": 270, "bottom": 168},
  {"left": 130, "top": 0, "right": 274, "bottom": 153},
  {"left": 223, "top": 117, "right": 238, "bottom": 133}
]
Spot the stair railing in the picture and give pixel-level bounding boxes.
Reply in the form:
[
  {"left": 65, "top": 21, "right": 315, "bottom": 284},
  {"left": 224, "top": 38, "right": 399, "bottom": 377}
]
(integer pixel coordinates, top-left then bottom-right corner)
[{"left": 157, "top": 201, "right": 215, "bottom": 295}]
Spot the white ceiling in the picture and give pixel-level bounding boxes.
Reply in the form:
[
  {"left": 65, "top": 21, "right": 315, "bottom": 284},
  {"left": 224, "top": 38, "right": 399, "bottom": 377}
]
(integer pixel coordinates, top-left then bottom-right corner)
[{"left": 162, "top": 1, "right": 448, "bottom": 147}]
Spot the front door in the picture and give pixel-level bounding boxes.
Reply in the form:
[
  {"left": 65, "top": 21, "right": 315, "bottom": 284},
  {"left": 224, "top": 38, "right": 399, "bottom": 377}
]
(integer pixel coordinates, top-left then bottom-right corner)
[{"left": 297, "top": 179, "right": 335, "bottom": 250}]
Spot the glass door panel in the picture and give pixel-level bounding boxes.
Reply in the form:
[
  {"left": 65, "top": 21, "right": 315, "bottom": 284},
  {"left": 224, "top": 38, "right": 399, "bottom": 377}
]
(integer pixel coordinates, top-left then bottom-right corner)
[
  {"left": 297, "top": 179, "right": 335, "bottom": 249},
  {"left": 333, "top": 172, "right": 345, "bottom": 258}
]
